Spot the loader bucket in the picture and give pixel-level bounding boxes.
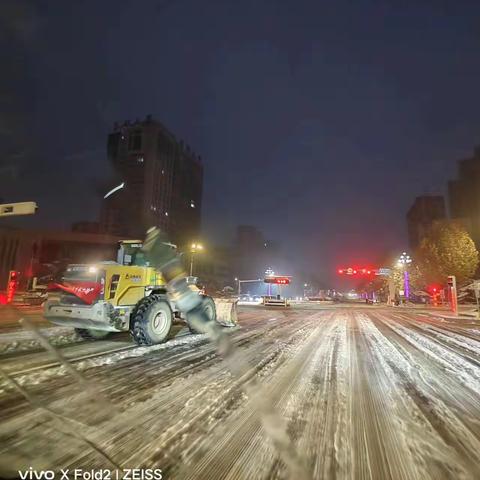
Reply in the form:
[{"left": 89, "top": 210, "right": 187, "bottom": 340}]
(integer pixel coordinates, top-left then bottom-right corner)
[{"left": 214, "top": 298, "right": 239, "bottom": 327}]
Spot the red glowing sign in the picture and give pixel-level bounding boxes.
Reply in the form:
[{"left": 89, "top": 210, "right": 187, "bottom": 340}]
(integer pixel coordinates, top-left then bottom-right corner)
[
  {"left": 337, "top": 267, "right": 376, "bottom": 276},
  {"left": 264, "top": 276, "right": 291, "bottom": 285}
]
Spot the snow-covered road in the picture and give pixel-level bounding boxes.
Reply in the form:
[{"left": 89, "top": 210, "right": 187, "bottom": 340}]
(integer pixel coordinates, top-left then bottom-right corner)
[{"left": 1, "top": 306, "right": 480, "bottom": 479}]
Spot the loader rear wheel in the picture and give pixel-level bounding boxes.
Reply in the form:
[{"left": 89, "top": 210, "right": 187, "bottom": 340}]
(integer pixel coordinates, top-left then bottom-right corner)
[
  {"left": 130, "top": 294, "right": 173, "bottom": 346},
  {"left": 75, "top": 328, "right": 110, "bottom": 340},
  {"left": 187, "top": 296, "right": 217, "bottom": 334}
]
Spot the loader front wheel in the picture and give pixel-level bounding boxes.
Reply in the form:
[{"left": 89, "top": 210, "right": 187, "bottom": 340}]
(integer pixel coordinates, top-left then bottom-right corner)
[
  {"left": 130, "top": 295, "right": 173, "bottom": 346},
  {"left": 187, "top": 295, "right": 217, "bottom": 334}
]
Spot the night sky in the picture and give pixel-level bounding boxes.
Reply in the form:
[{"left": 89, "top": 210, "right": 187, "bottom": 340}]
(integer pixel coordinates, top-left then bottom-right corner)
[{"left": 2, "top": 0, "right": 480, "bottom": 284}]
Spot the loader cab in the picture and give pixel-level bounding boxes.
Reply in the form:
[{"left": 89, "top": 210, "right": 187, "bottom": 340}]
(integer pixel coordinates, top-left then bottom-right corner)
[
  {"left": 117, "top": 240, "right": 146, "bottom": 266},
  {"left": 117, "top": 239, "right": 178, "bottom": 266}
]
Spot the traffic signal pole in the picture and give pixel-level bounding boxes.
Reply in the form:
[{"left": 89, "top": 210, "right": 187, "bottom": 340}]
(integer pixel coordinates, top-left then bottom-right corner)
[
  {"left": 237, "top": 279, "right": 262, "bottom": 296},
  {"left": 447, "top": 275, "right": 458, "bottom": 316},
  {"left": 6, "top": 271, "right": 19, "bottom": 304},
  {"left": 0, "top": 203, "right": 38, "bottom": 292}
]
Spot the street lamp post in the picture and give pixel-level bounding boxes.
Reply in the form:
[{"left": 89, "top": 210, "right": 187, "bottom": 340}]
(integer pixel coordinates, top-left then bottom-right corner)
[
  {"left": 397, "top": 252, "right": 412, "bottom": 301},
  {"left": 190, "top": 243, "right": 203, "bottom": 277}
]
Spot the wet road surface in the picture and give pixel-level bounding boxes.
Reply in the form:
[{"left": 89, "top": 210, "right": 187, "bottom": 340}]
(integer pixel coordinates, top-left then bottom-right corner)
[{"left": 1, "top": 306, "right": 480, "bottom": 479}]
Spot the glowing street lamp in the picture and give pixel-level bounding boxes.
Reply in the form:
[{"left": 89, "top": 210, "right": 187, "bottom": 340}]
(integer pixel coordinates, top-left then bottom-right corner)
[
  {"left": 190, "top": 242, "right": 204, "bottom": 276},
  {"left": 397, "top": 252, "right": 412, "bottom": 300}
]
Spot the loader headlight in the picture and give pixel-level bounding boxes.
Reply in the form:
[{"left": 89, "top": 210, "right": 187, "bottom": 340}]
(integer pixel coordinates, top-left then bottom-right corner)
[{"left": 88, "top": 266, "right": 98, "bottom": 273}]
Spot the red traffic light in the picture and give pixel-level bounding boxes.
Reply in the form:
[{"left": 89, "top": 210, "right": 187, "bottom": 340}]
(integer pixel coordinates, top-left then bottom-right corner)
[
  {"left": 6, "top": 271, "right": 19, "bottom": 304},
  {"left": 8, "top": 270, "right": 18, "bottom": 281}
]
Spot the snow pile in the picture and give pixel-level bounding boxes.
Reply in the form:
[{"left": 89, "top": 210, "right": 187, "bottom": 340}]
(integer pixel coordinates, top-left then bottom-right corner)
[
  {"left": 0, "top": 327, "right": 82, "bottom": 355},
  {"left": 0, "top": 332, "right": 211, "bottom": 393}
]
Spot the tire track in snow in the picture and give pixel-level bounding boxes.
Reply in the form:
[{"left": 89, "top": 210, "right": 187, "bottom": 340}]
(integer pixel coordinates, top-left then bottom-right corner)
[
  {"left": 368, "top": 311, "right": 480, "bottom": 479},
  {"left": 2, "top": 308, "right": 480, "bottom": 479}
]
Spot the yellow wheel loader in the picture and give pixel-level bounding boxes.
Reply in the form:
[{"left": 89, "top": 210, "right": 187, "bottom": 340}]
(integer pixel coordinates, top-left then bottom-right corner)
[{"left": 44, "top": 240, "right": 237, "bottom": 345}]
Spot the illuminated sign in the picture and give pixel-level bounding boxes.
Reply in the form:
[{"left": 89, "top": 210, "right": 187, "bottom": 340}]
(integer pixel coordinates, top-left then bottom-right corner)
[
  {"left": 337, "top": 267, "right": 374, "bottom": 276},
  {"left": 264, "top": 275, "right": 291, "bottom": 285}
]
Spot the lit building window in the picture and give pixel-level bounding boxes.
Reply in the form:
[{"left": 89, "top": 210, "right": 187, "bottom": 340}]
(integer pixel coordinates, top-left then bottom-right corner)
[
  {"left": 165, "top": 211, "right": 169, "bottom": 216},
  {"left": 190, "top": 200, "right": 195, "bottom": 208},
  {"left": 138, "top": 157, "right": 144, "bottom": 163},
  {"left": 161, "top": 169, "right": 165, "bottom": 175}
]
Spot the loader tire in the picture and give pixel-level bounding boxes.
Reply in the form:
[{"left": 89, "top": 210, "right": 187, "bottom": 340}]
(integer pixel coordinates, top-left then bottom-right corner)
[
  {"left": 130, "top": 294, "right": 173, "bottom": 346},
  {"left": 187, "top": 295, "right": 217, "bottom": 334},
  {"left": 75, "top": 328, "right": 110, "bottom": 340}
]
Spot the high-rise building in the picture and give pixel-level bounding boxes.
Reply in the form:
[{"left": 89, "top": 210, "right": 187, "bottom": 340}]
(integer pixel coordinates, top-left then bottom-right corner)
[
  {"left": 100, "top": 115, "right": 203, "bottom": 247},
  {"left": 406, "top": 196, "right": 446, "bottom": 250},
  {"left": 448, "top": 146, "right": 480, "bottom": 246}
]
